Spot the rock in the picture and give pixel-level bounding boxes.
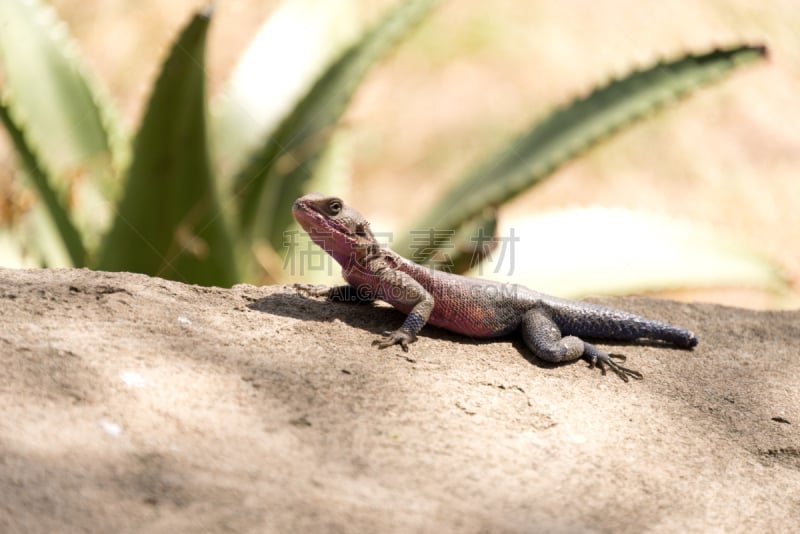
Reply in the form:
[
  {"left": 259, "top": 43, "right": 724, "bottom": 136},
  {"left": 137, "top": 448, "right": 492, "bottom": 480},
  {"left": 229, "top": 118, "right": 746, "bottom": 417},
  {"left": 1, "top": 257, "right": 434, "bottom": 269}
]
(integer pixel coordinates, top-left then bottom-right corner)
[{"left": 0, "top": 268, "right": 797, "bottom": 532}]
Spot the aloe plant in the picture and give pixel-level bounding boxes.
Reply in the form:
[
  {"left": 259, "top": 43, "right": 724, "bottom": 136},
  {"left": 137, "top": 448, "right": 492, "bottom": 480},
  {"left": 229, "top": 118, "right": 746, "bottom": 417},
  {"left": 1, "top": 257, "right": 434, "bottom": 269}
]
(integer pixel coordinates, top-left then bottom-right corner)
[
  {"left": 0, "top": 100, "right": 87, "bottom": 265},
  {"left": 0, "top": 0, "right": 779, "bottom": 297},
  {"left": 0, "top": 0, "right": 124, "bottom": 266},
  {"left": 231, "top": 0, "right": 438, "bottom": 256},
  {"left": 0, "top": 0, "right": 436, "bottom": 284},
  {"left": 94, "top": 9, "right": 237, "bottom": 285},
  {"left": 394, "top": 45, "right": 768, "bottom": 262}
]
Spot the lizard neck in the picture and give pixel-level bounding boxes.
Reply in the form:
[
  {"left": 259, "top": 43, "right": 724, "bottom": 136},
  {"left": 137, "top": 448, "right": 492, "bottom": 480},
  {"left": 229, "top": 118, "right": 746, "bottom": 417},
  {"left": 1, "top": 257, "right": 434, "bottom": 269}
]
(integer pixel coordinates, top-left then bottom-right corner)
[{"left": 329, "top": 239, "right": 380, "bottom": 272}]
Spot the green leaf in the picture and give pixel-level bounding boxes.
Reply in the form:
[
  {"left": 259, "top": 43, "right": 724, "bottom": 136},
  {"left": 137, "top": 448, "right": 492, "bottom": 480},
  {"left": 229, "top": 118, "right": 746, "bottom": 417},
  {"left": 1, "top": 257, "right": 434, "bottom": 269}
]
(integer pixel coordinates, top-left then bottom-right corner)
[
  {"left": 0, "top": 205, "right": 74, "bottom": 269},
  {"left": 470, "top": 207, "right": 788, "bottom": 298},
  {"left": 212, "top": 0, "right": 360, "bottom": 182},
  {"left": 0, "top": 0, "right": 126, "bottom": 247},
  {"left": 396, "top": 44, "right": 768, "bottom": 259},
  {"left": 0, "top": 99, "right": 86, "bottom": 265},
  {"left": 232, "top": 0, "right": 438, "bottom": 253},
  {"left": 96, "top": 8, "right": 238, "bottom": 286},
  {"left": 271, "top": 129, "right": 355, "bottom": 284},
  {"left": 448, "top": 208, "right": 498, "bottom": 274}
]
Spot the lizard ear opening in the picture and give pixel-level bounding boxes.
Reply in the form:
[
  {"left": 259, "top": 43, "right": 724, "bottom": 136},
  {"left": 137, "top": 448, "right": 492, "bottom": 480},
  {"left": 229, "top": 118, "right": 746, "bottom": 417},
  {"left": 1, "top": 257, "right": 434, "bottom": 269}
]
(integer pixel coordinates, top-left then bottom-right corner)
[{"left": 355, "top": 222, "right": 375, "bottom": 241}]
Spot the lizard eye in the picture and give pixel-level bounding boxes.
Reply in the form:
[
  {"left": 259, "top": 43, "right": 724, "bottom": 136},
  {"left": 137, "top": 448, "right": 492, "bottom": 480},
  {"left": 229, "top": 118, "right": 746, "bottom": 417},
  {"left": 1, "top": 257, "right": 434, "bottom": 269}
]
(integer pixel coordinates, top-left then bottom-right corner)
[{"left": 327, "top": 199, "right": 343, "bottom": 215}]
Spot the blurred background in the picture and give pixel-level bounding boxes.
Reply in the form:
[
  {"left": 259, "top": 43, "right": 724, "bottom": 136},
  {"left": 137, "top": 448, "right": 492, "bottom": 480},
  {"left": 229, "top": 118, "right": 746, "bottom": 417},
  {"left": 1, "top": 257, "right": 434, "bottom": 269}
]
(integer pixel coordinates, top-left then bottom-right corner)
[{"left": 1, "top": 0, "right": 798, "bottom": 309}]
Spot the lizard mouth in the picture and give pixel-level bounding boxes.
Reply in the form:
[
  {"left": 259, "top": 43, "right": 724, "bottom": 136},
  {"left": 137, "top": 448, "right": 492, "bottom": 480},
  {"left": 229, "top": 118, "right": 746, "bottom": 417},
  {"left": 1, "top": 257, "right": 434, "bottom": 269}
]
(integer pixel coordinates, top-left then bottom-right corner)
[
  {"left": 293, "top": 200, "right": 357, "bottom": 242},
  {"left": 292, "top": 194, "right": 374, "bottom": 263}
]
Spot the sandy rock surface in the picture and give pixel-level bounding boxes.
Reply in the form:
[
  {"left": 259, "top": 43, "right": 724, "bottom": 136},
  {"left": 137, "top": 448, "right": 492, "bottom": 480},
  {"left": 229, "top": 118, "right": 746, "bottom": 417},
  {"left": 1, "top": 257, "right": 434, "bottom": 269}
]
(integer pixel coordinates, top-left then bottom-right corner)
[{"left": 0, "top": 268, "right": 797, "bottom": 533}]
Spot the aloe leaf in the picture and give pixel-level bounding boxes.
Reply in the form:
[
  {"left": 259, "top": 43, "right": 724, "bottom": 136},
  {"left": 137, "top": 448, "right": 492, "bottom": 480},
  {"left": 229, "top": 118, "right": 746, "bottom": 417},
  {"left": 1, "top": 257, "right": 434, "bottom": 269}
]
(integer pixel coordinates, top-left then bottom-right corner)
[
  {"left": 96, "top": 8, "right": 238, "bottom": 286},
  {"left": 0, "top": 0, "right": 126, "bottom": 246},
  {"left": 232, "top": 0, "right": 438, "bottom": 254},
  {"left": 271, "top": 128, "right": 355, "bottom": 284},
  {"left": 0, "top": 100, "right": 86, "bottom": 265},
  {"left": 471, "top": 207, "right": 788, "bottom": 299},
  {"left": 212, "top": 0, "right": 359, "bottom": 182},
  {"left": 396, "top": 44, "right": 768, "bottom": 259},
  {"left": 448, "top": 209, "right": 498, "bottom": 274},
  {"left": 0, "top": 201, "right": 76, "bottom": 269}
]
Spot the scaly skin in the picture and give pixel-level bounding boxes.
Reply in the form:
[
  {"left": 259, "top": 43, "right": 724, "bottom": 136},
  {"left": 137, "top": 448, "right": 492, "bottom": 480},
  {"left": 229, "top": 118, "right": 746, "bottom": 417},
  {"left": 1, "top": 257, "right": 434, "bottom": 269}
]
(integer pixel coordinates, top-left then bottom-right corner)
[{"left": 292, "top": 193, "right": 698, "bottom": 381}]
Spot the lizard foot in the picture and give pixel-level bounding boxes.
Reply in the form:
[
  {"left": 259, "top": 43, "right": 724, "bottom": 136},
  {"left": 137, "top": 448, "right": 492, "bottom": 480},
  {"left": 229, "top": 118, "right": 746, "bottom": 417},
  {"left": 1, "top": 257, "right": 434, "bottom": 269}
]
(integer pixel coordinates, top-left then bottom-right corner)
[
  {"left": 595, "top": 354, "right": 643, "bottom": 383},
  {"left": 584, "top": 344, "right": 643, "bottom": 382},
  {"left": 372, "top": 329, "right": 417, "bottom": 352}
]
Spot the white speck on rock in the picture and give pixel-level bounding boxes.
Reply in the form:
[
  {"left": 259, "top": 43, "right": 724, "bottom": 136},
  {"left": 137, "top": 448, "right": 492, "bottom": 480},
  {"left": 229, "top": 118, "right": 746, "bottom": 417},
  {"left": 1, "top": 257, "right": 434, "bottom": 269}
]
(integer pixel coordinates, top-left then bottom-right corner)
[
  {"left": 120, "top": 371, "right": 147, "bottom": 388},
  {"left": 99, "top": 419, "right": 122, "bottom": 437},
  {"left": 178, "top": 316, "right": 192, "bottom": 325}
]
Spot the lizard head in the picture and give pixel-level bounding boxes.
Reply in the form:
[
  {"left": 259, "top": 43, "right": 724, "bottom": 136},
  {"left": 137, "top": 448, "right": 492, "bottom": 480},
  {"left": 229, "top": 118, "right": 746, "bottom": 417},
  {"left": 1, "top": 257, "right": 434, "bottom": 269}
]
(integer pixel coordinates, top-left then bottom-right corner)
[{"left": 292, "top": 193, "right": 378, "bottom": 267}]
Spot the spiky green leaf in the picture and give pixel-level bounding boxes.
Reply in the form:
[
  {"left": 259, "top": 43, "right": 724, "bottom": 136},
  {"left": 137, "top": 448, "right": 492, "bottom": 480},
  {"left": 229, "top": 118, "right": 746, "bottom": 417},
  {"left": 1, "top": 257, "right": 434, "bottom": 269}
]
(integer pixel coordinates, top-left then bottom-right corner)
[
  {"left": 448, "top": 208, "right": 499, "bottom": 274},
  {"left": 396, "top": 44, "right": 768, "bottom": 259},
  {"left": 0, "top": 99, "right": 86, "bottom": 265},
  {"left": 231, "top": 0, "right": 438, "bottom": 254},
  {"left": 212, "top": 0, "right": 360, "bottom": 182},
  {"left": 96, "top": 8, "right": 237, "bottom": 286},
  {"left": 0, "top": 0, "right": 126, "bottom": 248}
]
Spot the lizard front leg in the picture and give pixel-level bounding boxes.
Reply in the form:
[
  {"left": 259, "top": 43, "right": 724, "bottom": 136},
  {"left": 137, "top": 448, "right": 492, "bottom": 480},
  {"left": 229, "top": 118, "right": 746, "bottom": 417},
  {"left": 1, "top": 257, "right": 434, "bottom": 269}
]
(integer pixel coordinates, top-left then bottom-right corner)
[
  {"left": 521, "top": 308, "right": 643, "bottom": 382},
  {"left": 371, "top": 270, "right": 434, "bottom": 352}
]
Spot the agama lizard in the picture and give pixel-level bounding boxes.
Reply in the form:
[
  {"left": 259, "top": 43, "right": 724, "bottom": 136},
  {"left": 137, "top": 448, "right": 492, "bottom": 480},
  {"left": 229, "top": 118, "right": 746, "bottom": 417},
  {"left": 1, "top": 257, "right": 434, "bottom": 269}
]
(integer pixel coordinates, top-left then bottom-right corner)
[{"left": 292, "top": 193, "right": 698, "bottom": 381}]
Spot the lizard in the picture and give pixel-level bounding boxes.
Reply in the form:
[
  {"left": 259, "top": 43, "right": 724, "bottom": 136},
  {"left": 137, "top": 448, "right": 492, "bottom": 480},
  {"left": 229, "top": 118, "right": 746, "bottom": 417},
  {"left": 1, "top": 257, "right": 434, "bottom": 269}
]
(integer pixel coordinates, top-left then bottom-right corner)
[{"left": 291, "top": 193, "right": 698, "bottom": 381}]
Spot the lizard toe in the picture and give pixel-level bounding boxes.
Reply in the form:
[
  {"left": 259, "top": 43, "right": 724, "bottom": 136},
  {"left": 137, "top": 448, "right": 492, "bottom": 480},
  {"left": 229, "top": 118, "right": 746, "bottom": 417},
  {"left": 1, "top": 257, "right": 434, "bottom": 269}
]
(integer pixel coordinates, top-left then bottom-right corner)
[
  {"left": 584, "top": 343, "right": 643, "bottom": 382},
  {"left": 598, "top": 354, "right": 643, "bottom": 382},
  {"left": 373, "top": 329, "right": 416, "bottom": 351}
]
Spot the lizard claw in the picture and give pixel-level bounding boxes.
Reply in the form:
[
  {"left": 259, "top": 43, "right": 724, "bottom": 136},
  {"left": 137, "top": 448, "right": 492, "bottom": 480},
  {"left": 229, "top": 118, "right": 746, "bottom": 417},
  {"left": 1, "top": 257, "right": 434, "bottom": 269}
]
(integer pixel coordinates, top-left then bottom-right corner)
[
  {"left": 590, "top": 353, "right": 643, "bottom": 382},
  {"left": 372, "top": 329, "right": 416, "bottom": 352}
]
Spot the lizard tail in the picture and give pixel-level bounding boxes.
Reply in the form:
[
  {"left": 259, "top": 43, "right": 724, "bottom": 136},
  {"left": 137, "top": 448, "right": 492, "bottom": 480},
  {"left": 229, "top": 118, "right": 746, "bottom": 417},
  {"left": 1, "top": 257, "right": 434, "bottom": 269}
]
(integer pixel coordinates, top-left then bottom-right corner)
[{"left": 551, "top": 306, "right": 698, "bottom": 348}]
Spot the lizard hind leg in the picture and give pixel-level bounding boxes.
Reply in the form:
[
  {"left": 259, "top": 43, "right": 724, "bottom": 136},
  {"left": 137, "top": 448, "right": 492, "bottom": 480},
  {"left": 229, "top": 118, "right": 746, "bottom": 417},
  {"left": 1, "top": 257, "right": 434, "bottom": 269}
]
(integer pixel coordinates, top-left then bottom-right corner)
[
  {"left": 520, "top": 309, "right": 642, "bottom": 382},
  {"left": 520, "top": 309, "right": 585, "bottom": 364}
]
